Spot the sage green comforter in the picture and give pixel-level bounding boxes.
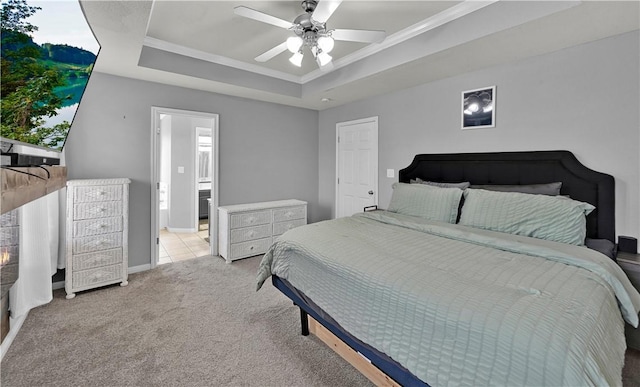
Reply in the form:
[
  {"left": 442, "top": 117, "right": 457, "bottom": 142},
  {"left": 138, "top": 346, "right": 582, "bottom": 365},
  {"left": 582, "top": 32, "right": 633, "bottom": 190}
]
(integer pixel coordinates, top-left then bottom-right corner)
[{"left": 257, "top": 211, "right": 640, "bottom": 386}]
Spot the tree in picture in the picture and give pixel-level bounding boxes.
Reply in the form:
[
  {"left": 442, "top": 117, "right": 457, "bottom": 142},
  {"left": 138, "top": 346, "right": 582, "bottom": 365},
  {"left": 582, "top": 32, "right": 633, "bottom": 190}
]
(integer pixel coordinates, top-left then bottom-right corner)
[{"left": 1, "top": 0, "right": 96, "bottom": 150}]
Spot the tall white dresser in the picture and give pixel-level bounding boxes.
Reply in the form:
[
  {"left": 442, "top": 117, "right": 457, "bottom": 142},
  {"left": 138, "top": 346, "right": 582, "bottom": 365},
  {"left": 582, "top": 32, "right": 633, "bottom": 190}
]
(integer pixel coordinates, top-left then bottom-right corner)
[
  {"left": 218, "top": 199, "right": 307, "bottom": 263},
  {"left": 65, "top": 178, "right": 130, "bottom": 299}
]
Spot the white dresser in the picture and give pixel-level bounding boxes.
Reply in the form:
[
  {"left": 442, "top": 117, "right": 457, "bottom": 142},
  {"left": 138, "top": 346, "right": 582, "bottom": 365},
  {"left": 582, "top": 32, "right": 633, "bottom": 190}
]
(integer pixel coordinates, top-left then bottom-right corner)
[
  {"left": 65, "top": 178, "right": 130, "bottom": 299},
  {"left": 218, "top": 199, "right": 307, "bottom": 263}
]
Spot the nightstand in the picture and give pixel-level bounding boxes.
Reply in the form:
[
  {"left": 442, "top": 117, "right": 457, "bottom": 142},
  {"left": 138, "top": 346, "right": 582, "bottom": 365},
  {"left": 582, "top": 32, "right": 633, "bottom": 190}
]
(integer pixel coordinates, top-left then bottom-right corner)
[
  {"left": 618, "top": 252, "right": 640, "bottom": 289},
  {"left": 618, "top": 252, "right": 640, "bottom": 350}
]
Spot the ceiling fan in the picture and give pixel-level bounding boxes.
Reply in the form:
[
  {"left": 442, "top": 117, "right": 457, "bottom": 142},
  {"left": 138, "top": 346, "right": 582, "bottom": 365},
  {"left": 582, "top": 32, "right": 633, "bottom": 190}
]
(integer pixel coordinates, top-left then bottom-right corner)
[{"left": 234, "top": 0, "right": 386, "bottom": 69}]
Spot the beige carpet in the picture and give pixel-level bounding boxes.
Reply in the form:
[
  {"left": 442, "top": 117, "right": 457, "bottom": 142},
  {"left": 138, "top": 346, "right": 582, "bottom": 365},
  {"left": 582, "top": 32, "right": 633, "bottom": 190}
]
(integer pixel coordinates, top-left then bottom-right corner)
[
  {"left": 1, "top": 255, "right": 639, "bottom": 386},
  {"left": 1, "top": 256, "right": 371, "bottom": 386}
]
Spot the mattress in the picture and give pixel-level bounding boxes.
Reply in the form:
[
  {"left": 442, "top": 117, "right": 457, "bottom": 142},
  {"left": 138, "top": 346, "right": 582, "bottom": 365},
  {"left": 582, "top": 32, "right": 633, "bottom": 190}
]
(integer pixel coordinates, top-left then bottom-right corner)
[{"left": 257, "top": 211, "right": 640, "bottom": 386}]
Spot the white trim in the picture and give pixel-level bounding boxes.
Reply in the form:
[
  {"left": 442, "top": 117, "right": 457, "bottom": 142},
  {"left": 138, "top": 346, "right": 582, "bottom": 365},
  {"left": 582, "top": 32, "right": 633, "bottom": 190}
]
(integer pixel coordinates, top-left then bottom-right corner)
[
  {"left": 301, "top": 0, "right": 498, "bottom": 83},
  {"left": 151, "top": 107, "right": 220, "bottom": 269},
  {"left": 0, "top": 312, "right": 28, "bottom": 362},
  {"left": 195, "top": 127, "right": 211, "bottom": 232},
  {"left": 210, "top": 120, "right": 220, "bottom": 257},
  {"left": 143, "top": 36, "right": 301, "bottom": 84},
  {"left": 128, "top": 263, "right": 152, "bottom": 274},
  {"left": 142, "top": 1, "right": 495, "bottom": 86},
  {"left": 335, "top": 116, "right": 379, "bottom": 219},
  {"left": 166, "top": 227, "right": 198, "bottom": 233}
]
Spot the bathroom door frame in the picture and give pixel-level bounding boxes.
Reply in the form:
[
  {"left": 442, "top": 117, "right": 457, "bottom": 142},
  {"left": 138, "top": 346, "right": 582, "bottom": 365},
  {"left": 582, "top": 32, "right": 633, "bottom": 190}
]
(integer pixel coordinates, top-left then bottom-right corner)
[{"left": 150, "top": 107, "right": 220, "bottom": 268}]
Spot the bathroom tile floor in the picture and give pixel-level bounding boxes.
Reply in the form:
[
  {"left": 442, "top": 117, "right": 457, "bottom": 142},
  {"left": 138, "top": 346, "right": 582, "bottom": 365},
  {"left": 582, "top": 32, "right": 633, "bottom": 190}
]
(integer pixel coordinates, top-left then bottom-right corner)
[{"left": 159, "top": 220, "right": 210, "bottom": 265}]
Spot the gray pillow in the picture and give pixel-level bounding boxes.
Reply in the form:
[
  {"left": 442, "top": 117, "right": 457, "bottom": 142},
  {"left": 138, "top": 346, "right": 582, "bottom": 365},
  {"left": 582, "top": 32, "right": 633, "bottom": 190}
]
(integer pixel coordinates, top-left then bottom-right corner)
[
  {"left": 410, "top": 178, "right": 471, "bottom": 190},
  {"left": 388, "top": 183, "right": 463, "bottom": 223},
  {"left": 459, "top": 188, "right": 594, "bottom": 245},
  {"left": 469, "top": 182, "right": 562, "bottom": 196}
]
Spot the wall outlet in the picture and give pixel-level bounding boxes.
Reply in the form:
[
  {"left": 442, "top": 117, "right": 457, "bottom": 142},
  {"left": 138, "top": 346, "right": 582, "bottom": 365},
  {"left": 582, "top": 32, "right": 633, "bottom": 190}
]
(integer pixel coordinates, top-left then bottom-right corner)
[
  {"left": 386, "top": 169, "right": 394, "bottom": 178},
  {"left": 178, "top": 166, "right": 185, "bottom": 174}
]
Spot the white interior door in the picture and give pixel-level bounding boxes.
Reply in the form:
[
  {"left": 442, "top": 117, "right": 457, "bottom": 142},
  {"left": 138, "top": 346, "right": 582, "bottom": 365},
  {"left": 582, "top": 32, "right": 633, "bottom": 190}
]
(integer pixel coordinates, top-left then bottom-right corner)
[{"left": 336, "top": 117, "right": 378, "bottom": 218}]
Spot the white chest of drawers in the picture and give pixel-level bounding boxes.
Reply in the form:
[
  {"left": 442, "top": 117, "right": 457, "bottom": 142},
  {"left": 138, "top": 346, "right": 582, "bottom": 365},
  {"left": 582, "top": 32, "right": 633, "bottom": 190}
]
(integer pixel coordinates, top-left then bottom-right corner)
[
  {"left": 65, "top": 178, "right": 130, "bottom": 299},
  {"left": 218, "top": 200, "right": 307, "bottom": 263}
]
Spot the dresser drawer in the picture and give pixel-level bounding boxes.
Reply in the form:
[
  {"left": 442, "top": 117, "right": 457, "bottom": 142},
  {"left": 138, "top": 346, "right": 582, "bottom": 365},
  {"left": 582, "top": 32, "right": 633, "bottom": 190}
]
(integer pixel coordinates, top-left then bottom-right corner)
[
  {"left": 273, "top": 206, "right": 306, "bottom": 222},
  {"left": 74, "top": 201, "right": 122, "bottom": 220},
  {"left": 273, "top": 219, "right": 306, "bottom": 236},
  {"left": 72, "top": 248, "right": 122, "bottom": 271},
  {"left": 73, "top": 217, "right": 123, "bottom": 237},
  {"left": 73, "top": 233, "right": 122, "bottom": 254},
  {"left": 230, "top": 224, "right": 271, "bottom": 244},
  {"left": 74, "top": 185, "right": 122, "bottom": 203},
  {"left": 229, "top": 237, "right": 272, "bottom": 260},
  {"left": 72, "top": 263, "right": 123, "bottom": 288},
  {"left": 230, "top": 210, "right": 271, "bottom": 229}
]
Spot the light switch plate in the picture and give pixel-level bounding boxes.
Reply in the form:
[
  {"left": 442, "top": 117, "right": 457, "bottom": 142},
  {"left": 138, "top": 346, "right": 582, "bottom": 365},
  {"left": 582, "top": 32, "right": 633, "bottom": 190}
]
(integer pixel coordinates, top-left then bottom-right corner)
[
  {"left": 386, "top": 169, "right": 394, "bottom": 178},
  {"left": 178, "top": 166, "right": 185, "bottom": 173}
]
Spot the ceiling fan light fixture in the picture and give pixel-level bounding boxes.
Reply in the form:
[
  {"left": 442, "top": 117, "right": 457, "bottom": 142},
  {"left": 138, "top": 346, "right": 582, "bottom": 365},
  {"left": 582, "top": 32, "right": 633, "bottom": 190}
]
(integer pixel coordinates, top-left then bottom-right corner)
[
  {"left": 316, "top": 50, "right": 332, "bottom": 67},
  {"left": 317, "top": 35, "right": 334, "bottom": 53},
  {"left": 289, "top": 51, "right": 304, "bottom": 67},
  {"left": 286, "top": 36, "right": 304, "bottom": 53}
]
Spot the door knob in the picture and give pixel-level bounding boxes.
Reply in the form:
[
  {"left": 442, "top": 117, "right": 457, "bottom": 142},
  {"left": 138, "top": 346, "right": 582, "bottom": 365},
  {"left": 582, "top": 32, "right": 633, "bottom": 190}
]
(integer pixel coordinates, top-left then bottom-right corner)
[{"left": 368, "top": 190, "right": 374, "bottom": 195}]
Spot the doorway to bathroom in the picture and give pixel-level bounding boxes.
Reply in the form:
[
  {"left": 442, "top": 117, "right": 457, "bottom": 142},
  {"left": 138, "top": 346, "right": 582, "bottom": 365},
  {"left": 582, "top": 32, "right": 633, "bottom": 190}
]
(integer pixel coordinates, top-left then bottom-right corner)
[{"left": 150, "top": 107, "right": 219, "bottom": 268}]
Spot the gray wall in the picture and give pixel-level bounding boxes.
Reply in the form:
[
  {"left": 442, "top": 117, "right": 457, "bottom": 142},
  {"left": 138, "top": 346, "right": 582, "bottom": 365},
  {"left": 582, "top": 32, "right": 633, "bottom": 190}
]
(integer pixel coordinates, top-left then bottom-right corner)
[
  {"left": 168, "top": 115, "right": 195, "bottom": 230},
  {"left": 318, "top": 31, "right": 640, "bottom": 239},
  {"left": 65, "top": 72, "right": 319, "bottom": 267}
]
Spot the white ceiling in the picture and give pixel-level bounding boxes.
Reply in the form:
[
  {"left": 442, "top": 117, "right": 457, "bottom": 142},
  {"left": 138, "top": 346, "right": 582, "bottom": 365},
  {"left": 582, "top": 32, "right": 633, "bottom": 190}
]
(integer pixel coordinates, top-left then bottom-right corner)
[{"left": 81, "top": 0, "right": 639, "bottom": 110}]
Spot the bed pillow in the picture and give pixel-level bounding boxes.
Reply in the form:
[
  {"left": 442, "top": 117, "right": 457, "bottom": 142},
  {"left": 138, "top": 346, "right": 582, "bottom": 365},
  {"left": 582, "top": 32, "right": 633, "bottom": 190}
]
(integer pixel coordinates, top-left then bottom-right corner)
[
  {"left": 459, "top": 188, "right": 595, "bottom": 245},
  {"left": 585, "top": 238, "right": 616, "bottom": 260},
  {"left": 469, "top": 182, "right": 562, "bottom": 196},
  {"left": 410, "top": 178, "right": 471, "bottom": 190},
  {"left": 388, "top": 183, "right": 463, "bottom": 223}
]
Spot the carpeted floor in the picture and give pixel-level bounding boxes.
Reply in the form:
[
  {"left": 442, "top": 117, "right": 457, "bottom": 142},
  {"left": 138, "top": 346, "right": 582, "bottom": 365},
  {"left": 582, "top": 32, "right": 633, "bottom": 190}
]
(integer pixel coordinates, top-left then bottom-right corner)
[
  {"left": 1, "top": 255, "right": 640, "bottom": 386},
  {"left": 1, "top": 256, "right": 371, "bottom": 386}
]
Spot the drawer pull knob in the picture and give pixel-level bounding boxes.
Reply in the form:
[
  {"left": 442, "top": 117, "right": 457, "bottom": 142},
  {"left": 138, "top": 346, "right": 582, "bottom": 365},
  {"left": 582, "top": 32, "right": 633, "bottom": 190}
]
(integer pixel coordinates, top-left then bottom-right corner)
[
  {"left": 249, "top": 246, "right": 254, "bottom": 250},
  {"left": 99, "top": 208, "right": 106, "bottom": 212},
  {"left": 248, "top": 231, "right": 255, "bottom": 237}
]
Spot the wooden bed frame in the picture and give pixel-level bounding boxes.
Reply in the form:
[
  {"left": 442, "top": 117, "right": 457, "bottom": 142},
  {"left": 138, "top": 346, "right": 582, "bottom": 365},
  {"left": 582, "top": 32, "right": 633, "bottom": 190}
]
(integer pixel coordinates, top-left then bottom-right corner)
[{"left": 272, "top": 150, "right": 616, "bottom": 386}]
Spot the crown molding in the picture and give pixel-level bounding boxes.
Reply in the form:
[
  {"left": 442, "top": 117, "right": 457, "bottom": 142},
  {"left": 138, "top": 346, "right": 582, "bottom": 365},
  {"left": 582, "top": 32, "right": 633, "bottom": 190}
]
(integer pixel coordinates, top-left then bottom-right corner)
[
  {"left": 142, "top": 36, "right": 303, "bottom": 84},
  {"left": 142, "top": 1, "right": 496, "bottom": 87},
  {"left": 300, "top": 0, "right": 499, "bottom": 83}
]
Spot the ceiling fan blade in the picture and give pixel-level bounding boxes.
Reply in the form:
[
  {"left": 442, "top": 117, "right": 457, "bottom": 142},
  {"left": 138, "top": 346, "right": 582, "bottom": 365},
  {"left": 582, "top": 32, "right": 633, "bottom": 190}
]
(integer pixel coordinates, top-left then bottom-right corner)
[
  {"left": 331, "top": 29, "right": 386, "bottom": 43},
  {"left": 255, "top": 42, "right": 288, "bottom": 62},
  {"left": 311, "top": 0, "right": 342, "bottom": 24},
  {"left": 234, "top": 6, "right": 294, "bottom": 29}
]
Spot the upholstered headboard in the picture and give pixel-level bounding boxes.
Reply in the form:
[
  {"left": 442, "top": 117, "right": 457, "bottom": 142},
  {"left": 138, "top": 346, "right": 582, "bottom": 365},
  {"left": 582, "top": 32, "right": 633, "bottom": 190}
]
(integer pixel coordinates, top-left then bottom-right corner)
[{"left": 398, "top": 150, "right": 615, "bottom": 243}]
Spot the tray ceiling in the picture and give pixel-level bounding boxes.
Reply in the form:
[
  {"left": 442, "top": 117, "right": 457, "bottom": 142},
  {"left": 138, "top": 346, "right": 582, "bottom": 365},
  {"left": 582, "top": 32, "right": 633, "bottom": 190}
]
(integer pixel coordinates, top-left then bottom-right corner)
[{"left": 81, "top": 0, "right": 639, "bottom": 110}]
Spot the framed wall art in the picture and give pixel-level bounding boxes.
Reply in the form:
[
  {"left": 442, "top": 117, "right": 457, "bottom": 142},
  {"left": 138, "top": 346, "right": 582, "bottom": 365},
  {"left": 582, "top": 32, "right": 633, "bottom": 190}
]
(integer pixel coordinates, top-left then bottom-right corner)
[{"left": 462, "top": 86, "right": 495, "bottom": 129}]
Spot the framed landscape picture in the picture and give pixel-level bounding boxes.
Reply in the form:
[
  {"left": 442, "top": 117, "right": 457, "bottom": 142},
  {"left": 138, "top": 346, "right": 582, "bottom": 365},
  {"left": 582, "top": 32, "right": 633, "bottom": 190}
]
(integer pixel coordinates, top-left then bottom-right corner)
[{"left": 462, "top": 86, "right": 495, "bottom": 129}]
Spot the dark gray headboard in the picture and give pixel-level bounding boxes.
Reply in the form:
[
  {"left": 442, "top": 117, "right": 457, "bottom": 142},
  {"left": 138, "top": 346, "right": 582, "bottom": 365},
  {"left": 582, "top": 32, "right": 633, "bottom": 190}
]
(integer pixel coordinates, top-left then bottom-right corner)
[{"left": 398, "top": 150, "right": 615, "bottom": 243}]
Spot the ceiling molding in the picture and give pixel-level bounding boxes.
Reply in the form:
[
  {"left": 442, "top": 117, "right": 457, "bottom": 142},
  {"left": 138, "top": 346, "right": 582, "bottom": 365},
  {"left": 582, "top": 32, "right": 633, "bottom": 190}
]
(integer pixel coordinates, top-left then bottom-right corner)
[
  {"left": 143, "top": 36, "right": 302, "bottom": 84},
  {"left": 142, "top": 1, "right": 499, "bottom": 87},
  {"left": 300, "top": 0, "right": 499, "bottom": 83}
]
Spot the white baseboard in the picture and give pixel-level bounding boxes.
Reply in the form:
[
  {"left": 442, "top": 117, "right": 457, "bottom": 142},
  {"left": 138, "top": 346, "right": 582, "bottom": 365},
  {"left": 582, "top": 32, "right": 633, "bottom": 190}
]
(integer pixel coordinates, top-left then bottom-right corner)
[
  {"left": 0, "top": 311, "right": 28, "bottom": 362},
  {"left": 166, "top": 227, "right": 197, "bottom": 233},
  {"left": 51, "top": 264, "right": 152, "bottom": 292},
  {"left": 129, "top": 264, "right": 151, "bottom": 274}
]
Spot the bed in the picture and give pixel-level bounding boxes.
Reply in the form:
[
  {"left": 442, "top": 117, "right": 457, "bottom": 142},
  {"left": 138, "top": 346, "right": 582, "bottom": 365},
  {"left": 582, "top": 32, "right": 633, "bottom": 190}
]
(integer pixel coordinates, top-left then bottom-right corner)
[{"left": 256, "top": 150, "right": 640, "bottom": 386}]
